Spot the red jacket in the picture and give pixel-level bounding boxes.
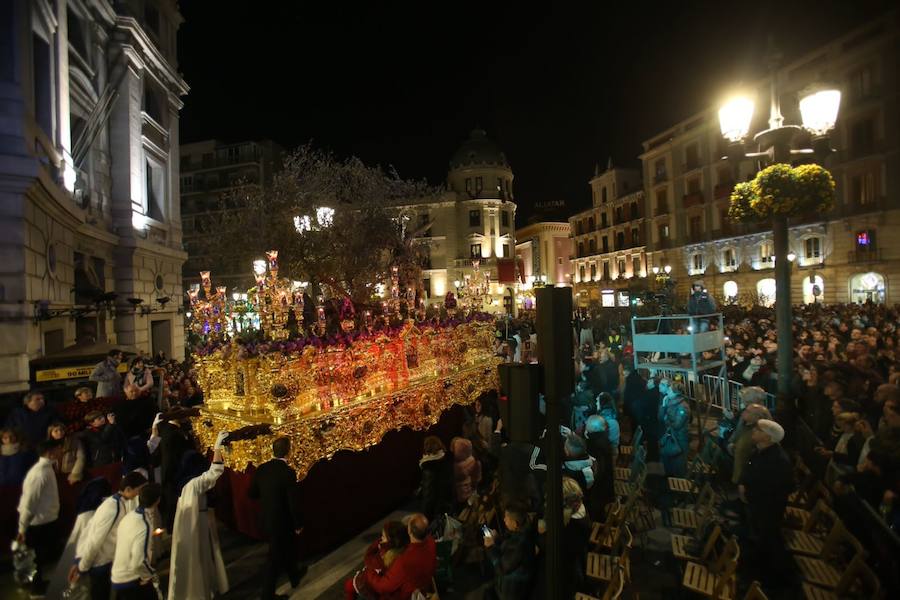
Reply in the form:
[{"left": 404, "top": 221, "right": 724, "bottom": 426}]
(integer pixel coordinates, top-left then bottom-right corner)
[{"left": 366, "top": 536, "right": 437, "bottom": 600}]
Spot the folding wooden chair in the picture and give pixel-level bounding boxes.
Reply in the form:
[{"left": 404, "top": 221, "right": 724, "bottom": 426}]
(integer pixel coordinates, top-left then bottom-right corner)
[
  {"left": 587, "top": 524, "right": 633, "bottom": 585},
  {"left": 618, "top": 425, "right": 643, "bottom": 465},
  {"left": 794, "top": 521, "right": 865, "bottom": 590},
  {"left": 782, "top": 500, "right": 839, "bottom": 557},
  {"left": 682, "top": 536, "right": 740, "bottom": 600},
  {"left": 614, "top": 461, "right": 646, "bottom": 498},
  {"left": 671, "top": 523, "right": 722, "bottom": 563},
  {"left": 671, "top": 483, "right": 716, "bottom": 530},
  {"left": 785, "top": 482, "right": 832, "bottom": 530},
  {"left": 742, "top": 580, "right": 768, "bottom": 600},
  {"left": 800, "top": 553, "right": 881, "bottom": 600},
  {"left": 615, "top": 445, "right": 647, "bottom": 481},
  {"left": 576, "top": 564, "right": 625, "bottom": 600}
]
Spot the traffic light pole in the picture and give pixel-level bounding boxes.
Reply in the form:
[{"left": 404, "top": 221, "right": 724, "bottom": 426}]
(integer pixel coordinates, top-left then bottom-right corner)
[{"left": 535, "top": 287, "right": 573, "bottom": 600}]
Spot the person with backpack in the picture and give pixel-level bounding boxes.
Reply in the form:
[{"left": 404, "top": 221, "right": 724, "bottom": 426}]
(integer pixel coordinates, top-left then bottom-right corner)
[{"left": 69, "top": 471, "right": 148, "bottom": 600}]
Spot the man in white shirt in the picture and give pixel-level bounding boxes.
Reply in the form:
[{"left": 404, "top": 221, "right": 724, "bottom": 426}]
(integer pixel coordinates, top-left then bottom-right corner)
[
  {"left": 111, "top": 483, "right": 162, "bottom": 600},
  {"left": 69, "top": 471, "right": 148, "bottom": 600},
  {"left": 17, "top": 439, "right": 61, "bottom": 595}
]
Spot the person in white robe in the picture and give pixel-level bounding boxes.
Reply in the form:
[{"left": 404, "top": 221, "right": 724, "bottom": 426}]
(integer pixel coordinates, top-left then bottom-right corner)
[
  {"left": 167, "top": 431, "right": 229, "bottom": 600},
  {"left": 46, "top": 477, "right": 112, "bottom": 599}
]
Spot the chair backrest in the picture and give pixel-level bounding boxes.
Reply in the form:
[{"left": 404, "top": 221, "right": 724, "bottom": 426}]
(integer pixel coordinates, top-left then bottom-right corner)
[
  {"left": 711, "top": 537, "right": 740, "bottom": 599},
  {"left": 696, "top": 482, "right": 715, "bottom": 510},
  {"left": 821, "top": 520, "right": 864, "bottom": 560},
  {"left": 803, "top": 498, "right": 836, "bottom": 534},
  {"left": 630, "top": 446, "right": 647, "bottom": 480},
  {"left": 742, "top": 580, "right": 768, "bottom": 600},
  {"left": 699, "top": 524, "right": 723, "bottom": 562},
  {"left": 615, "top": 524, "right": 634, "bottom": 582},
  {"left": 833, "top": 552, "right": 880, "bottom": 597},
  {"left": 632, "top": 425, "right": 643, "bottom": 449},
  {"left": 601, "top": 565, "right": 626, "bottom": 600}
]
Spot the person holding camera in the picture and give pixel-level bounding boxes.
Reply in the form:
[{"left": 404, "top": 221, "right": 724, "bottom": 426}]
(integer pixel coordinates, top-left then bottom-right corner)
[{"left": 687, "top": 280, "right": 716, "bottom": 333}]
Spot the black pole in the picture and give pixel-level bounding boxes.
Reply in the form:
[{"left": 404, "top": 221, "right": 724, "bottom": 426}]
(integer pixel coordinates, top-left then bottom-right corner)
[{"left": 535, "top": 287, "right": 573, "bottom": 600}]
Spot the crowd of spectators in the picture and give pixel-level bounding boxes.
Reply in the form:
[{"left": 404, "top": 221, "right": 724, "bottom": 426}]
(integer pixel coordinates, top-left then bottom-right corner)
[{"left": 1, "top": 348, "right": 225, "bottom": 598}]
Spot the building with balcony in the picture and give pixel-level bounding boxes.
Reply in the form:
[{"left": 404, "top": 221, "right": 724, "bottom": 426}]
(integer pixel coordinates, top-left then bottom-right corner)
[
  {"left": 515, "top": 221, "right": 572, "bottom": 287},
  {"left": 398, "top": 129, "right": 517, "bottom": 308},
  {"left": 570, "top": 162, "right": 649, "bottom": 307},
  {"left": 179, "top": 139, "right": 283, "bottom": 291},
  {"left": 0, "top": 0, "right": 189, "bottom": 394},
  {"left": 638, "top": 12, "right": 900, "bottom": 307}
]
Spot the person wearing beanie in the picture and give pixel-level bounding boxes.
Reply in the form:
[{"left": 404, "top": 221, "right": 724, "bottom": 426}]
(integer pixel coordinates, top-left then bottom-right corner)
[{"left": 738, "top": 419, "right": 794, "bottom": 587}]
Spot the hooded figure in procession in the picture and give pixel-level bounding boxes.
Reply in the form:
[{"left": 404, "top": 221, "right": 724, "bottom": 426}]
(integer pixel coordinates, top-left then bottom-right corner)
[{"left": 167, "top": 432, "right": 229, "bottom": 600}]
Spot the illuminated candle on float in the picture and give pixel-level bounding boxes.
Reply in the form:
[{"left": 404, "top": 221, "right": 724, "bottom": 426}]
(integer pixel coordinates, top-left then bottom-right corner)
[{"left": 266, "top": 250, "right": 279, "bottom": 274}]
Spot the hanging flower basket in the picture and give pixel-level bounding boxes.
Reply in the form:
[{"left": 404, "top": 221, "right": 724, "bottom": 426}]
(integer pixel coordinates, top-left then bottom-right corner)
[{"left": 728, "top": 163, "right": 835, "bottom": 223}]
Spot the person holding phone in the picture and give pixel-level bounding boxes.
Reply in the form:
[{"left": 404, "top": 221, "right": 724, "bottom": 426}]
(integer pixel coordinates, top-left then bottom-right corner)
[{"left": 483, "top": 503, "right": 536, "bottom": 600}]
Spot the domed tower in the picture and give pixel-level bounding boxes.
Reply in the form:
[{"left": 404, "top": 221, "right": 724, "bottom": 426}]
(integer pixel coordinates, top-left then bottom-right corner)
[
  {"left": 444, "top": 129, "right": 517, "bottom": 309},
  {"left": 447, "top": 129, "right": 514, "bottom": 202}
]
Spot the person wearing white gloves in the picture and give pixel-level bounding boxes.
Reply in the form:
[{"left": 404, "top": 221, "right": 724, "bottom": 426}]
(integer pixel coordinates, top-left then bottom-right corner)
[
  {"left": 167, "top": 431, "right": 230, "bottom": 600},
  {"left": 69, "top": 471, "right": 148, "bottom": 599}
]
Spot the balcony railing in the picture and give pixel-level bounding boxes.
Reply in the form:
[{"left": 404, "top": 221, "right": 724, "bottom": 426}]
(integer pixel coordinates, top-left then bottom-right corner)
[
  {"left": 683, "top": 191, "right": 705, "bottom": 208},
  {"left": 848, "top": 248, "right": 882, "bottom": 263}
]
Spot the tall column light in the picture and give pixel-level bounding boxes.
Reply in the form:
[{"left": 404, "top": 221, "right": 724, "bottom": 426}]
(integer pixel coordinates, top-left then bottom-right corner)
[{"left": 718, "top": 68, "right": 840, "bottom": 407}]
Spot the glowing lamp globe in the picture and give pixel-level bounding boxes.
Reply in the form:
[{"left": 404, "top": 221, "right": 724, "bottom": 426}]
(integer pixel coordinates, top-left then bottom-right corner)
[
  {"left": 718, "top": 96, "right": 755, "bottom": 143},
  {"left": 799, "top": 89, "right": 841, "bottom": 137}
]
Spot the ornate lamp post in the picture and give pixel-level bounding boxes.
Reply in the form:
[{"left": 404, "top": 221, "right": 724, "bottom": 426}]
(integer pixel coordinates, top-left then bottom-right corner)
[{"left": 717, "top": 56, "right": 840, "bottom": 403}]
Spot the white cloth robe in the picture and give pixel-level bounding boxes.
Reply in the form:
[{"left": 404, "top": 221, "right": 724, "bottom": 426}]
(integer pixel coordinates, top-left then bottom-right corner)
[
  {"left": 46, "top": 510, "right": 95, "bottom": 599},
  {"left": 167, "top": 462, "right": 228, "bottom": 600}
]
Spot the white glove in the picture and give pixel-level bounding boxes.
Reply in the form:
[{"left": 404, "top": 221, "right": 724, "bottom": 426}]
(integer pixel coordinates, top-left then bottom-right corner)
[
  {"left": 152, "top": 413, "right": 163, "bottom": 429},
  {"left": 214, "top": 431, "right": 229, "bottom": 451}
]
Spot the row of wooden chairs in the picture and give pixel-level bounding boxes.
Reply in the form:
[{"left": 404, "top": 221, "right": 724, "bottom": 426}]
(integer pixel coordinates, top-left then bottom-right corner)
[{"left": 780, "top": 457, "right": 882, "bottom": 599}]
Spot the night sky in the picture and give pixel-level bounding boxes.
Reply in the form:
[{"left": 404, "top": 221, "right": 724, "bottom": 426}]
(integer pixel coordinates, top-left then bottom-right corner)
[{"left": 177, "top": 0, "right": 892, "bottom": 223}]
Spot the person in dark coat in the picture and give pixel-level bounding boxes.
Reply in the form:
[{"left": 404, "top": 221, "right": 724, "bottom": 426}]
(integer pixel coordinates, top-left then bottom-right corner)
[
  {"left": 417, "top": 436, "right": 454, "bottom": 521},
  {"left": 584, "top": 415, "right": 615, "bottom": 520},
  {"left": 0, "top": 428, "right": 37, "bottom": 485},
  {"left": 639, "top": 376, "right": 662, "bottom": 461},
  {"left": 152, "top": 419, "right": 192, "bottom": 528},
  {"left": 79, "top": 410, "right": 125, "bottom": 468},
  {"left": 249, "top": 437, "right": 305, "bottom": 600},
  {"left": 595, "top": 350, "right": 619, "bottom": 397},
  {"left": 484, "top": 503, "right": 536, "bottom": 600},
  {"left": 5, "top": 391, "right": 57, "bottom": 448},
  {"left": 622, "top": 364, "right": 645, "bottom": 435},
  {"left": 739, "top": 419, "right": 795, "bottom": 588}
]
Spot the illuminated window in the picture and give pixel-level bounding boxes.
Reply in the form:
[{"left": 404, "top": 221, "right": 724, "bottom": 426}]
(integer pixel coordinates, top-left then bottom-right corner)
[
  {"left": 618, "top": 259, "right": 626, "bottom": 277},
  {"left": 469, "top": 210, "right": 481, "bottom": 227},
  {"left": 756, "top": 278, "right": 777, "bottom": 307},
  {"left": 601, "top": 290, "right": 615, "bottom": 307},
  {"left": 723, "top": 280, "right": 738, "bottom": 298},
  {"left": 590, "top": 264, "right": 597, "bottom": 281},
  {"left": 856, "top": 230, "right": 874, "bottom": 247},
  {"left": 692, "top": 253, "right": 704, "bottom": 272},
  {"left": 805, "top": 237, "right": 821, "bottom": 258},
  {"left": 470, "top": 244, "right": 481, "bottom": 258}
]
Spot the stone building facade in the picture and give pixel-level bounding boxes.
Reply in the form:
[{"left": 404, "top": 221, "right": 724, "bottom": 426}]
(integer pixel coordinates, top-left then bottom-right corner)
[
  {"left": 576, "top": 13, "right": 900, "bottom": 310},
  {"left": 400, "top": 129, "right": 518, "bottom": 308},
  {"left": 0, "top": 0, "right": 188, "bottom": 394},
  {"left": 179, "top": 139, "right": 283, "bottom": 292}
]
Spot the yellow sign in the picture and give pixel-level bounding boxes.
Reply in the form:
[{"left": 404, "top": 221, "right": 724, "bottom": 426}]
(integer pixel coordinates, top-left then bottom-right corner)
[{"left": 35, "top": 362, "right": 128, "bottom": 383}]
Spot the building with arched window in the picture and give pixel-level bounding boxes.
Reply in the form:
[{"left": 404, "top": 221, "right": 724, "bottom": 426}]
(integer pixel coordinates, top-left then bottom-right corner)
[
  {"left": 634, "top": 13, "right": 900, "bottom": 307},
  {"left": 0, "top": 0, "right": 189, "bottom": 394}
]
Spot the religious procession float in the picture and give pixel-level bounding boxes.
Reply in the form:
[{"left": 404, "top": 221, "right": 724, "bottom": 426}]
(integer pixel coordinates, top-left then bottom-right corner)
[{"left": 186, "top": 251, "right": 501, "bottom": 480}]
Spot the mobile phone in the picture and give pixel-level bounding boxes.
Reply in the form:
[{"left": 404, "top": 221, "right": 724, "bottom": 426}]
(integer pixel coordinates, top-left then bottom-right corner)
[{"left": 481, "top": 524, "right": 492, "bottom": 538}]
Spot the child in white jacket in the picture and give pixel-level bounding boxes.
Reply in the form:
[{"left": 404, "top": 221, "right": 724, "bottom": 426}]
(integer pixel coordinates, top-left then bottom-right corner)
[
  {"left": 111, "top": 483, "right": 162, "bottom": 599},
  {"left": 68, "top": 471, "right": 147, "bottom": 598}
]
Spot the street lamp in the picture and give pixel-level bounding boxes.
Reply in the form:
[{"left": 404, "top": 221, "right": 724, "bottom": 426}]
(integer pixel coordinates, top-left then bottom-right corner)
[{"left": 718, "top": 52, "right": 840, "bottom": 403}]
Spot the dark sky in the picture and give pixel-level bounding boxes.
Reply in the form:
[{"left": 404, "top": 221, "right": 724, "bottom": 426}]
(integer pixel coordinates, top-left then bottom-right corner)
[{"left": 177, "top": 0, "right": 892, "bottom": 223}]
